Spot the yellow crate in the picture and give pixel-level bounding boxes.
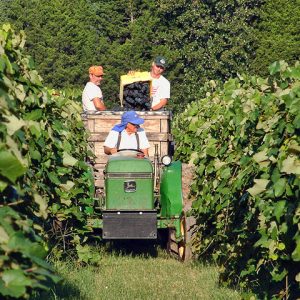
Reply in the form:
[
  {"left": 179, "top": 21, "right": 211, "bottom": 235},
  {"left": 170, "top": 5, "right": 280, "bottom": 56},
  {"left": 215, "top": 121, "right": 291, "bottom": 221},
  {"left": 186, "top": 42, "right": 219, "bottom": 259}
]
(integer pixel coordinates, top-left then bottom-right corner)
[{"left": 119, "top": 71, "right": 152, "bottom": 106}]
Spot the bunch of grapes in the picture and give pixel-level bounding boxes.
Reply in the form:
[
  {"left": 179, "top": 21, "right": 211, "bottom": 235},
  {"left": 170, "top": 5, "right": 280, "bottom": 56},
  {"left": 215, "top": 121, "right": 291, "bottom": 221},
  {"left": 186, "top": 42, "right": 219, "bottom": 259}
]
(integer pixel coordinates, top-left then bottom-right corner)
[{"left": 123, "top": 81, "right": 151, "bottom": 111}]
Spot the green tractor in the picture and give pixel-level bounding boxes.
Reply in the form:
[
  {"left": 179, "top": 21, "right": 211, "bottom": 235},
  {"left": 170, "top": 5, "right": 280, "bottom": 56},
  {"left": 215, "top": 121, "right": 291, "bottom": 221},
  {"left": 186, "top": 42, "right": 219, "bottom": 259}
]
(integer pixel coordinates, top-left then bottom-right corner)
[{"left": 87, "top": 145, "right": 193, "bottom": 261}]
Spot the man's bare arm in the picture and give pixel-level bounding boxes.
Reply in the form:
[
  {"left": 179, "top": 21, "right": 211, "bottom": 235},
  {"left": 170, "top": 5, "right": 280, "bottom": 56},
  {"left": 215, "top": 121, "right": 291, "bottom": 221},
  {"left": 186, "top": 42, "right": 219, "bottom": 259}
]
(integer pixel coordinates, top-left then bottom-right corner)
[
  {"left": 151, "top": 98, "right": 167, "bottom": 111},
  {"left": 93, "top": 97, "right": 106, "bottom": 111}
]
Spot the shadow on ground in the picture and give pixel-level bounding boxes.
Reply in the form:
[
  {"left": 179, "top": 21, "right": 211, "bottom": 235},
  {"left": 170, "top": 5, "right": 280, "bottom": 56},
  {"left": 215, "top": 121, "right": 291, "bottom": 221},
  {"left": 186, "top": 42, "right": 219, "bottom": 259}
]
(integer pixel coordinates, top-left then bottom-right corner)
[
  {"left": 97, "top": 228, "right": 169, "bottom": 259},
  {"left": 31, "top": 280, "right": 82, "bottom": 300}
]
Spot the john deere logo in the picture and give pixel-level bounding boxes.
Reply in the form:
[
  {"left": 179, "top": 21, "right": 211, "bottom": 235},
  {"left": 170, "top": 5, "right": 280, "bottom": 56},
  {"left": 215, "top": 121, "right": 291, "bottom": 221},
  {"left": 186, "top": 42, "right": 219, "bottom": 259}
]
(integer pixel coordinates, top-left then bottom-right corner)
[{"left": 124, "top": 180, "right": 136, "bottom": 192}]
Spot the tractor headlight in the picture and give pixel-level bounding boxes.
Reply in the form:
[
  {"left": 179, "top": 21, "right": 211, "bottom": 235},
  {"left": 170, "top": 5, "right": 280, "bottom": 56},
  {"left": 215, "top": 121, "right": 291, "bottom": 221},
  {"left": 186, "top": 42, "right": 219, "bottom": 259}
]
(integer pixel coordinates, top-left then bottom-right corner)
[{"left": 161, "top": 155, "right": 172, "bottom": 166}]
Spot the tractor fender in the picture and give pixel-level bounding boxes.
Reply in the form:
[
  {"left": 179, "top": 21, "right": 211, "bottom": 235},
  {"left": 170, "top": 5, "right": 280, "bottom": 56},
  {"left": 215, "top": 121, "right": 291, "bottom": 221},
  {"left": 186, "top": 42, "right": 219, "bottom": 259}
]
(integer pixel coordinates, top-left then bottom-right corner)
[{"left": 160, "top": 160, "right": 183, "bottom": 218}]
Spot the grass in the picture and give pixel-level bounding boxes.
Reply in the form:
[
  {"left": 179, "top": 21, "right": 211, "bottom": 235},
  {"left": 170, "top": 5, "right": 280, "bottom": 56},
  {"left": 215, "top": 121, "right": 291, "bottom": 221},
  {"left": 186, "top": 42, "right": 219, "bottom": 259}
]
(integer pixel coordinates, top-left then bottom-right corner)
[{"left": 32, "top": 242, "right": 242, "bottom": 300}]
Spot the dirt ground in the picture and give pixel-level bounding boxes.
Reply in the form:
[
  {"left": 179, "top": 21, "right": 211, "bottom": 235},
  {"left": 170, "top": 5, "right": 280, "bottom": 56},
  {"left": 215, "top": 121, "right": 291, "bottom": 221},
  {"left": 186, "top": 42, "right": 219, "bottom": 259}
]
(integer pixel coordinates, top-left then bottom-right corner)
[{"left": 182, "top": 163, "right": 196, "bottom": 211}]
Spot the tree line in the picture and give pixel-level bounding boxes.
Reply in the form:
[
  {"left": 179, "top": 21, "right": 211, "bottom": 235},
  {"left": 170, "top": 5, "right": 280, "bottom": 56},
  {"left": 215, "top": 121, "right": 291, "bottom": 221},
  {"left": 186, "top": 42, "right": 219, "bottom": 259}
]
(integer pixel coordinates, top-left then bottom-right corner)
[{"left": 0, "top": 0, "right": 299, "bottom": 111}]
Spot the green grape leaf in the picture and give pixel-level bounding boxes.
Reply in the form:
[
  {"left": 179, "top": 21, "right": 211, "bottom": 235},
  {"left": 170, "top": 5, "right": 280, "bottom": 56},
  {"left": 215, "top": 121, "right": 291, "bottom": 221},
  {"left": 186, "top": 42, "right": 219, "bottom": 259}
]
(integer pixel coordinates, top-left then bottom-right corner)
[
  {"left": 247, "top": 179, "right": 269, "bottom": 196},
  {"left": 274, "top": 178, "right": 286, "bottom": 197},
  {"left": 5, "top": 115, "right": 25, "bottom": 135},
  {"left": 273, "top": 201, "right": 286, "bottom": 222},
  {"left": 0, "top": 150, "right": 27, "bottom": 182},
  {"left": 292, "top": 235, "right": 300, "bottom": 261},
  {"left": 0, "top": 269, "right": 31, "bottom": 298},
  {"left": 63, "top": 151, "right": 78, "bottom": 167},
  {"left": 281, "top": 155, "right": 300, "bottom": 174}
]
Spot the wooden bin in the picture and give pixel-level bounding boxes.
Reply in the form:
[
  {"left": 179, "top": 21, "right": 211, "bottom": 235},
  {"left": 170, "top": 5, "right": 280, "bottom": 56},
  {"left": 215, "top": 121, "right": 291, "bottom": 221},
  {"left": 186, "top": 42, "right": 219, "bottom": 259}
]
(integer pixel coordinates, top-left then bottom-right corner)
[{"left": 82, "top": 110, "right": 173, "bottom": 190}]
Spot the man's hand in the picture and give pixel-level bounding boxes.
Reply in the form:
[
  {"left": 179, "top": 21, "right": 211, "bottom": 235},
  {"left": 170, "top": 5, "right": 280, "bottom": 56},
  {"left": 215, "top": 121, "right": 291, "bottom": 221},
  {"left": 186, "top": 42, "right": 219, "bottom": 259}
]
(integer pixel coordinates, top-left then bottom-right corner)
[
  {"left": 142, "top": 149, "right": 149, "bottom": 157},
  {"left": 127, "top": 70, "right": 141, "bottom": 76},
  {"left": 110, "top": 148, "right": 117, "bottom": 154},
  {"left": 104, "top": 146, "right": 117, "bottom": 155}
]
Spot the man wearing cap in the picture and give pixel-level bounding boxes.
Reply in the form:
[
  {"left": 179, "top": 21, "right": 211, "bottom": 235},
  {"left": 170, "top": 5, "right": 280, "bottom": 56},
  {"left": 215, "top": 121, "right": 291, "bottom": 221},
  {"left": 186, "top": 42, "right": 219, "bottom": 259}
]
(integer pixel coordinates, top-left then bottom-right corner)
[
  {"left": 104, "top": 111, "right": 150, "bottom": 156},
  {"left": 150, "top": 56, "right": 170, "bottom": 111},
  {"left": 82, "top": 65, "right": 106, "bottom": 111}
]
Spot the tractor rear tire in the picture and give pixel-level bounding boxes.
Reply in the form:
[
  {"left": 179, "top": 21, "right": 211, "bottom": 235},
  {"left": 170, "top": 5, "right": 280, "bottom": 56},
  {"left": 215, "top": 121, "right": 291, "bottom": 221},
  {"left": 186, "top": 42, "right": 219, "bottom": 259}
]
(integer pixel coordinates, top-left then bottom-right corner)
[{"left": 167, "top": 213, "right": 194, "bottom": 262}]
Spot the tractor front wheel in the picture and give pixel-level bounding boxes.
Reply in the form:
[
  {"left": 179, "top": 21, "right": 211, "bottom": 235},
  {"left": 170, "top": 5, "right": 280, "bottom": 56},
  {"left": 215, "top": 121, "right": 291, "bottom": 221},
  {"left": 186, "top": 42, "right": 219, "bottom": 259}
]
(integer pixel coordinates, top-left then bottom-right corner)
[{"left": 167, "top": 213, "right": 194, "bottom": 262}]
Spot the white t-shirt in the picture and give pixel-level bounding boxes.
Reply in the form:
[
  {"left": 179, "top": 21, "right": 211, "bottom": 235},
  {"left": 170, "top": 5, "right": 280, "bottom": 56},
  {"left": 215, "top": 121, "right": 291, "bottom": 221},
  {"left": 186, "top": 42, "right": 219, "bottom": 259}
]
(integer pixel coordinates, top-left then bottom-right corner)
[
  {"left": 151, "top": 75, "right": 170, "bottom": 107},
  {"left": 82, "top": 82, "right": 103, "bottom": 111},
  {"left": 104, "top": 130, "right": 150, "bottom": 150}
]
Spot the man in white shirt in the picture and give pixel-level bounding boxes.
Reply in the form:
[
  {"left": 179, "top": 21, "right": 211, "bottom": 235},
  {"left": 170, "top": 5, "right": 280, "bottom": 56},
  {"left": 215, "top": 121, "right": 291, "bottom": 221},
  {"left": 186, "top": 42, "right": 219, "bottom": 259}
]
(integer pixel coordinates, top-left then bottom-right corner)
[
  {"left": 104, "top": 111, "right": 150, "bottom": 157},
  {"left": 82, "top": 65, "right": 106, "bottom": 112},
  {"left": 150, "top": 56, "right": 170, "bottom": 111}
]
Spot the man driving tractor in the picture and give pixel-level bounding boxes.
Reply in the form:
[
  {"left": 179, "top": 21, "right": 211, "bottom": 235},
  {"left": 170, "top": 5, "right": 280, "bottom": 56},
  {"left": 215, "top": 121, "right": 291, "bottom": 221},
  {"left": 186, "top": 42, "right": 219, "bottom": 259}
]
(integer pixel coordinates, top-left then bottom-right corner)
[{"left": 103, "top": 111, "right": 150, "bottom": 157}]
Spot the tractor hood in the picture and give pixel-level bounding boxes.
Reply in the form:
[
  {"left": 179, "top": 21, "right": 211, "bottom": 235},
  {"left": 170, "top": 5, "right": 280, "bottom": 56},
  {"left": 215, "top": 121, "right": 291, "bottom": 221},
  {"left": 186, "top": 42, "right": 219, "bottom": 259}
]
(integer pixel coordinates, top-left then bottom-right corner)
[
  {"left": 105, "top": 156, "right": 153, "bottom": 173},
  {"left": 104, "top": 155, "right": 154, "bottom": 210}
]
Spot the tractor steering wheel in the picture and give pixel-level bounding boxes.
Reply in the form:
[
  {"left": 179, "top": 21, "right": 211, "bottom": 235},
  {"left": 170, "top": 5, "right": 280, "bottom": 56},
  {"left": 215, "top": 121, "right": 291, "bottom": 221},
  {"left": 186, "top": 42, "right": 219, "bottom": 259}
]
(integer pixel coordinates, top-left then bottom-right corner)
[{"left": 117, "top": 148, "right": 143, "bottom": 154}]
